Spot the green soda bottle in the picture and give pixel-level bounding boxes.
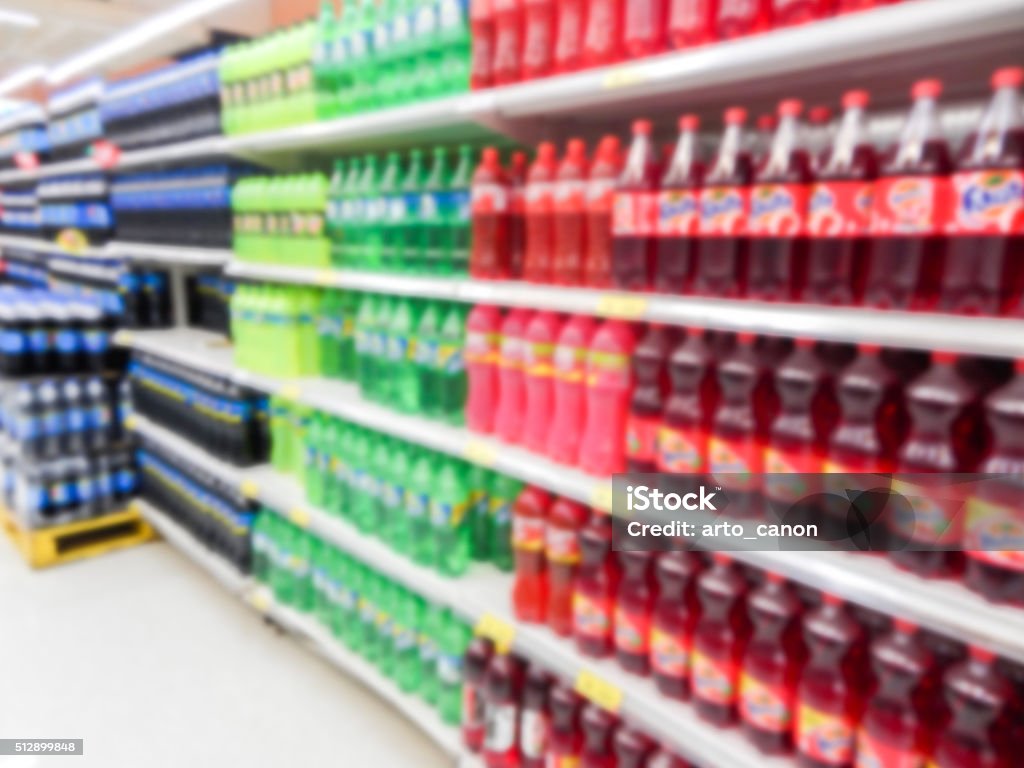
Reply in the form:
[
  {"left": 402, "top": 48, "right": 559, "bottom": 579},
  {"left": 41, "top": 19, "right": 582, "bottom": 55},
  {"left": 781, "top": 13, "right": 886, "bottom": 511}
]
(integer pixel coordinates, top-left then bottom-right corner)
[
  {"left": 316, "top": 290, "right": 341, "bottom": 378},
  {"left": 384, "top": 440, "right": 412, "bottom": 551},
  {"left": 375, "top": 577, "right": 396, "bottom": 674},
  {"left": 269, "top": 396, "right": 292, "bottom": 472},
  {"left": 392, "top": 588, "right": 424, "bottom": 692},
  {"left": 355, "top": 293, "right": 376, "bottom": 392},
  {"left": 307, "top": 173, "right": 330, "bottom": 266},
  {"left": 269, "top": 517, "right": 289, "bottom": 601},
  {"left": 298, "top": 288, "right": 322, "bottom": 376},
  {"left": 327, "top": 162, "right": 345, "bottom": 263},
  {"left": 436, "top": 612, "right": 470, "bottom": 724},
  {"left": 321, "top": 416, "right": 343, "bottom": 514},
  {"left": 379, "top": 151, "right": 404, "bottom": 270},
  {"left": 436, "top": 0, "right": 470, "bottom": 95},
  {"left": 468, "top": 464, "right": 493, "bottom": 561},
  {"left": 341, "top": 556, "right": 364, "bottom": 649},
  {"left": 350, "top": 0, "right": 377, "bottom": 112},
  {"left": 489, "top": 474, "right": 521, "bottom": 571},
  {"left": 392, "top": 298, "right": 422, "bottom": 413},
  {"left": 417, "top": 602, "right": 442, "bottom": 706},
  {"left": 372, "top": 0, "right": 396, "bottom": 108},
  {"left": 251, "top": 512, "right": 271, "bottom": 582},
  {"left": 449, "top": 145, "right": 473, "bottom": 274},
  {"left": 437, "top": 302, "right": 467, "bottom": 424},
  {"left": 370, "top": 433, "right": 393, "bottom": 533},
  {"left": 412, "top": 0, "right": 440, "bottom": 100},
  {"left": 337, "top": 156, "right": 362, "bottom": 266},
  {"left": 389, "top": 0, "right": 416, "bottom": 106},
  {"left": 338, "top": 291, "right": 358, "bottom": 380},
  {"left": 311, "top": 537, "right": 330, "bottom": 624},
  {"left": 398, "top": 148, "right": 425, "bottom": 272},
  {"left": 334, "top": 0, "right": 355, "bottom": 115},
  {"left": 330, "top": 550, "right": 351, "bottom": 639},
  {"left": 289, "top": 402, "right": 313, "bottom": 478},
  {"left": 356, "top": 564, "right": 377, "bottom": 658},
  {"left": 314, "top": 1, "right": 339, "bottom": 117},
  {"left": 361, "top": 155, "right": 384, "bottom": 268},
  {"left": 304, "top": 411, "right": 328, "bottom": 505},
  {"left": 348, "top": 426, "right": 374, "bottom": 530},
  {"left": 406, "top": 447, "right": 436, "bottom": 567},
  {"left": 430, "top": 457, "right": 472, "bottom": 577},
  {"left": 420, "top": 147, "right": 451, "bottom": 274},
  {"left": 374, "top": 295, "right": 396, "bottom": 403},
  {"left": 414, "top": 300, "right": 442, "bottom": 415}
]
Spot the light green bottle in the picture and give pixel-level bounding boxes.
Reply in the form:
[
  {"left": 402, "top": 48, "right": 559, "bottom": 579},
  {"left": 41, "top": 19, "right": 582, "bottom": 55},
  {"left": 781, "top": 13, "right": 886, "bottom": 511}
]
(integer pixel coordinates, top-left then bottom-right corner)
[
  {"left": 304, "top": 411, "right": 328, "bottom": 505},
  {"left": 355, "top": 293, "right": 376, "bottom": 393},
  {"left": 375, "top": 576, "right": 396, "bottom": 675},
  {"left": 372, "top": 0, "right": 396, "bottom": 108},
  {"left": 389, "top": 0, "right": 416, "bottom": 106},
  {"left": 378, "top": 151, "right": 403, "bottom": 271},
  {"left": 414, "top": 300, "right": 442, "bottom": 416},
  {"left": 436, "top": 302, "right": 467, "bottom": 424},
  {"left": 348, "top": 425, "right": 372, "bottom": 529},
  {"left": 430, "top": 457, "right": 471, "bottom": 577},
  {"left": 314, "top": 1, "right": 339, "bottom": 118},
  {"left": 405, "top": 447, "right": 435, "bottom": 567},
  {"left": 369, "top": 433, "right": 393, "bottom": 533}
]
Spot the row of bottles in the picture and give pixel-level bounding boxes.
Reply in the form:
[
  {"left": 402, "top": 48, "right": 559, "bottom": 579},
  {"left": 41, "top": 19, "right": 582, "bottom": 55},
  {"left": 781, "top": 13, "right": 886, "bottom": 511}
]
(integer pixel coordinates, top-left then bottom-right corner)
[
  {"left": 230, "top": 284, "right": 323, "bottom": 377},
  {"left": 232, "top": 174, "right": 330, "bottom": 266}
]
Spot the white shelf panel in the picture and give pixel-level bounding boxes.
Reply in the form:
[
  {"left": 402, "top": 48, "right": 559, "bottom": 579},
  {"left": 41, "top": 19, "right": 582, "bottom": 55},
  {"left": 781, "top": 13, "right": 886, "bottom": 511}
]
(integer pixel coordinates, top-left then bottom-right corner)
[
  {"left": 108, "top": 241, "right": 232, "bottom": 267},
  {"left": 0, "top": 233, "right": 112, "bottom": 260}
]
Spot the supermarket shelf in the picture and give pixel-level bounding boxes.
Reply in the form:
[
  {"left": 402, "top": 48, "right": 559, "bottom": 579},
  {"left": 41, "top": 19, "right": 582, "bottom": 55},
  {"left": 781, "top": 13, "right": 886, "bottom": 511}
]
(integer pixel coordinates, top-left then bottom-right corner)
[
  {"left": 225, "top": 261, "right": 1024, "bottom": 358},
  {"left": 0, "top": 232, "right": 112, "bottom": 260},
  {"left": 108, "top": 241, "right": 233, "bottom": 267}
]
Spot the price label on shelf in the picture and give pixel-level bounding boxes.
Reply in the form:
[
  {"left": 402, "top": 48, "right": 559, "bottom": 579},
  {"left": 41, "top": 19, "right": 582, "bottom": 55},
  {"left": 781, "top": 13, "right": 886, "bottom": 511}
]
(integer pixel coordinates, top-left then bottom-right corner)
[
  {"left": 595, "top": 294, "right": 649, "bottom": 319},
  {"left": 590, "top": 484, "right": 614, "bottom": 512},
  {"left": 475, "top": 612, "right": 516, "bottom": 653},
  {"left": 247, "top": 587, "right": 272, "bottom": 613},
  {"left": 123, "top": 415, "right": 138, "bottom": 432},
  {"left": 240, "top": 479, "right": 260, "bottom": 500},
  {"left": 575, "top": 669, "right": 623, "bottom": 713},
  {"left": 464, "top": 439, "right": 497, "bottom": 468},
  {"left": 314, "top": 270, "right": 335, "bottom": 286},
  {"left": 288, "top": 507, "right": 311, "bottom": 528},
  {"left": 602, "top": 66, "right": 647, "bottom": 90},
  {"left": 114, "top": 330, "right": 135, "bottom": 346},
  {"left": 279, "top": 383, "right": 302, "bottom": 400}
]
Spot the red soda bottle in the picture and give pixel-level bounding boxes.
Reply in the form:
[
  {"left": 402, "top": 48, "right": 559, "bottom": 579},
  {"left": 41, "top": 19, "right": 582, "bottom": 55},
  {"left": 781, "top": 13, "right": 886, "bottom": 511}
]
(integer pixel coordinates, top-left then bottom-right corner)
[
  {"left": 573, "top": 513, "right": 620, "bottom": 658},
  {"left": 585, "top": 136, "right": 624, "bottom": 288},
  {"left": 548, "top": 684, "right": 585, "bottom": 765},
  {"left": 695, "top": 107, "right": 753, "bottom": 298},
  {"left": 580, "top": 705, "right": 619, "bottom": 768},
  {"left": 655, "top": 115, "right": 705, "bottom": 294},
  {"left": 837, "top": 0, "right": 894, "bottom": 12},
  {"left": 804, "top": 89, "right": 877, "bottom": 306},
  {"left": 656, "top": 328, "right": 725, "bottom": 482},
  {"left": 512, "top": 485, "right": 551, "bottom": 622},
  {"left": 855, "top": 620, "right": 937, "bottom": 768},
  {"left": 754, "top": 113, "right": 778, "bottom": 159},
  {"left": 524, "top": 142, "right": 558, "bottom": 283},
  {"left": 520, "top": 666, "right": 553, "bottom": 768},
  {"left": 509, "top": 150, "right": 529, "bottom": 279},
  {"left": 578, "top": 319, "right": 636, "bottom": 475},
  {"left": 492, "top": 0, "right": 524, "bottom": 85},
  {"left": 669, "top": 0, "right": 717, "bottom": 48},
  {"left": 612, "top": 119, "right": 661, "bottom": 291},
  {"left": 771, "top": 0, "right": 834, "bottom": 28},
  {"left": 716, "top": 0, "right": 771, "bottom": 39},
  {"left": 943, "top": 66, "right": 1024, "bottom": 316},
  {"left": 494, "top": 308, "right": 532, "bottom": 443},
  {"left": 553, "top": 0, "right": 586, "bottom": 73},
  {"left": 931, "top": 646, "right": 1018, "bottom": 768},
  {"left": 795, "top": 595, "right": 866, "bottom": 768},
  {"left": 628, "top": 324, "right": 679, "bottom": 473},
  {"left": 624, "top": 0, "right": 668, "bottom": 58},
  {"left": 548, "top": 314, "right": 598, "bottom": 464},
  {"left": 464, "top": 637, "right": 495, "bottom": 750},
  {"left": 553, "top": 139, "right": 590, "bottom": 285},
  {"left": 483, "top": 652, "right": 525, "bottom": 768},
  {"left": 739, "top": 572, "right": 803, "bottom": 754},
  {"left": 614, "top": 727, "right": 656, "bottom": 767},
  {"left": 806, "top": 106, "right": 835, "bottom": 173},
  {"left": 864, "top": 79, "right": 952, "bottom": 311},
  {"left": 650, "top": 549, "right": 703, "bottom": 699},
  {"left": 692, "top": 554, "right": 750, "bottom": 725},
  {"left": 523, "top": 311, "right": 564, "bottom": 452},
  {"left": 964, "top": 359, "right": 1024, "bottom": 605},
  {"left": 471, "top": 148, "right": 512, "bottom": 279},
  {"left": 466, "top": 304, "right": 504, "bottom": 433},
  {"left": 546, "top": 499, "right": 590, "bottom": 635},
  {"left": 890, "top": 352, "right": 986, "bottom": 578},
  {"left": 521, "top": 0, "right": 555, "bottom": 80},
  {"left": 614, "top": 548, "right": 656, "bottom": 675},
  {"left": 649, "top": 750, "right": 692, "bottom": 768},
  {"left": 582, "top": 0, "right": 624, "bottom": 68},
  {"left": 471, "top": 0, "right": 496, "bottom": 89},
  {"left": 747, "top": 99, "right": 813, "bottom": 301}
]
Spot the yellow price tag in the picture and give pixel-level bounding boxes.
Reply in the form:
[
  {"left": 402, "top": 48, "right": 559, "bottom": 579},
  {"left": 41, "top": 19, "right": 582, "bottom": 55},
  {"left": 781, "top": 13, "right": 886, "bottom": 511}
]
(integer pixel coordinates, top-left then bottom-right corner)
[
  {"left": 248, "top": 587, "right": 272, "bottom": 613},
  {"left": 602, "top": 67, "right": 647, "bottom": 90},
  {"left": 314, "top": 269, "right": 335, "bottom": 286},
  {"left": 590, "top": 484, "right": 614, "bottom": 512},
  {"left": 596, "top": 294, "right": 649, "bottom": 319},
  {"left": 475, "top": 612, "right": 516, "bottom": 653},
  {"left": 279, "top": 383, "right": 302, "bottom": 400},
  {"left": 574, "top": 669, "right": 623, "bottom": 713},
  {"left": 464, "top": 439, "right": 497, "bottom": 468},
  {"left": 114, "top": 330, "right": 135, "bottom": 346},
  {"left": 288, "top": 507, "right": 311, "bottom": 528},
  {"left": 123, "top": 414, "right": 138, "bottom": 431},
  {"left": 240, "top": 479, "right": 260, "bottom": 500}
]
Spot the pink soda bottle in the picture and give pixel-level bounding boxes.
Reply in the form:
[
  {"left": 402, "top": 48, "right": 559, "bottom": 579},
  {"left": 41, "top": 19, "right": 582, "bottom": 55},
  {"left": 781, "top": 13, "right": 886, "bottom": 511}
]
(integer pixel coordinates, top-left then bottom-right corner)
[
  {"left": 573, "top": 513, "right": 620, "bottom": 658},
  {"left": 522, "top": 311, "right": 564, "bottom": 453},
  {"left": 624, "top": 0, "right": 668, "bottom": 58},
  {"left": 855, "top": 620, "right": 937, "bottom": 768},
  {"left": 942, "top": 66, "right": 1024, "bottom": 316},
  {"left": 578, "top": 320, "right": 636, "bottom": 476},
  {"left": 548, "top": 314, "right": 598, "bottom": 464},
  {"left": 582, "top": 0, "right": 624, "bottom": 67},
  {"left": 692, "top": 553, "right": 750, "bottom": 726},
  {"left": 650, "top": 549, "right": 703, "bottom": 699},
  {"left": 655, "top": 114, "right": 705, "bottom": 294},
  {"left": 471, "top": 148, "right": 512, "bottom": 279},
  {"left": 614, "top": 548, "right": 656, "bottom": 676},
  {"left": 524, "top": 142, "right": 558, "bottom": 283},
  {"left": 553, "top": 139, "right": 590, "bottom": 285},
  {"left": 509, "top": 150, "right": 529, "bottom": 279},
  {"left": 739, "top": 572, "right": 803, "bottom": 754},
  {"left": 585, "top": 136, "right": 624, "bottom": 288},
  {"left": 804, "top": 89, "right": 877, "bottom": 306},
  {"left": 964, "top": 359, "right": 1024, "bottom": 606},
  {"left": 716, "top": 0, "right": 771, "bottom": 39},
  {"left": 466, "top": 304, "right": 504, "bottom": 433},
  {"left": 553, "top": 0, "right": 586, "bottom": 73},
  {"left": 494, "top": 308, "right": 532, "bottom": 443},
  {"left": 580, "top": 705, "right": 619, "bottom": 768},
  {"left": 794, "top": 595, "right": 867, "bottom": 768},
  {"left": 627, "top": 324, "right": 679, "bottom": 473},
  {"left": 521, "top": 0, "right": 555, "bottom": 80},
  {"left": 669, "top": 0, "right": 718, "bottom": 48},
  {"left": 546, "top": 499, "right": 590, "bottom": 636},
  {"left": 771, "top": 0, "right": 834, "bottom": 28},
  {"left": 492, "top": 0, "right": 524, "bottom": 85},
  {"left": 747, "top": 99, "right": 814, "bottom": 302},
  {"left": 864, "top": 79, "right": 952, "bottom": 311},
  {"left": 471, "top": 0, "right": 496, "bottom": 89},
  {"left": 695, "top": 107, "right": 753, "bottom": 298},
  {"left": 612, "top": 119, "right": 662, "bottom": 291}
]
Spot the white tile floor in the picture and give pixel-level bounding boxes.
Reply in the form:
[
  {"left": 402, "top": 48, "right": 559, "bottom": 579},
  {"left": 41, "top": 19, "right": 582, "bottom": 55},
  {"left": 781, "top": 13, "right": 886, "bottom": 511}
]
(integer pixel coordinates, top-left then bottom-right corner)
[{"left": 0, "top": 541, "right": 449, "bottom": 768}]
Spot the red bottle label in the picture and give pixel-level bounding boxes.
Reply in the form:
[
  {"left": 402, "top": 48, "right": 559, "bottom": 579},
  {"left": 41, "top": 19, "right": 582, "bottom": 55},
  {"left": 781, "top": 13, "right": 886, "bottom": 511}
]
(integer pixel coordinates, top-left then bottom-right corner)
[
  {"left": 657, "top": 424, "right": 706, "bottom": 473},
  {"left": 709, "top": 435, "right": 761, "bottom": 490},
  {"left": 614, "top": 604, "right": 650, "bottom": 655},
  {"left": 808, "top": 180, "right": 875, "bottom": 236},
  {"left": 472, "top": 181, "right": 510, "bottom": 213},
  {"left": 554, "top": 179, "right": 587, "bottom": 213},
  {"left": 586, "top": 178, "right": 617, "bottom": 214},
  {"left": 626, "top": 414, "right": 660, "bottom": 463},
  {"left": 525, "top": 340, "right": 556, "bottom": 377},
  {"left": 553, "top": 343, "right": 587, "bottom": 383},
  {"left": 612, "top": 191, "right": 659, "bottom": 236},
  {"left": 546, "top": 525, "right": 581, "bottom": 565},
  {"left": 547, "top": 755, "right": 581, "bottom": 768},
  {"left": 573, "top": 591, "right": 612, "bottom": 640},
  {"left": 656, "top": 189, "right": 701, "bottom": 236},
  {"left": 526, "top": 180, "right": 555, "bottom": 212},
  {"left": 739, "top": 672, "right": 793, "bottom": 733},
  {"left": 699, "top": 185, "right": 749, "bottom": 235},
  {"left": 586, "top": 350, "right": 631, "bottom": 389},
  {"left": 796, "top": 704, "right": 855, "bottom": 766},
  {"left": 484, "top": 702, "right": 519, "bottom": 754},
  {"left": 763, "top": 446, "right": 823, "bottom": 502},
  {"left": 466, "top": 330, "right": 500, "bottom": 364},
  {"left": 963, "top": 497, "right": 1024, "bottom": 572},
  {"left": 513, "top": 515, "right": 547, "bottom": 552},
  {"left": 855, "top": 730, "right": 926, "bottom": 768},
  {"left": 692, "top": 650, "right": 737, "bottom": 705},
  {"left": 748, "top": 182, "right": 809, "bottom": 236},
  {"left": 521, "top": 708, "right": 550, "bottom": 760},
  {"left": 869, "top": 175, "right": 950, "bottom": 235},
  {"left": 650, "top": 625, "right": 690, "bottom": 679},
  {"left": 949, "top": 170, "right": 1024, "bottom": 234},
  {"left": 889, "top": 478, "right": 964, "bottom": 546}
]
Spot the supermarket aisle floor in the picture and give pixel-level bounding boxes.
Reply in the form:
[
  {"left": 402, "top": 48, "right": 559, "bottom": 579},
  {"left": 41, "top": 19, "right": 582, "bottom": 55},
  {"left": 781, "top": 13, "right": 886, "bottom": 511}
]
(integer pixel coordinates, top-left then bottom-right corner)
[{"left": 0, "top": 541, "right": 449, "bottom": 768}]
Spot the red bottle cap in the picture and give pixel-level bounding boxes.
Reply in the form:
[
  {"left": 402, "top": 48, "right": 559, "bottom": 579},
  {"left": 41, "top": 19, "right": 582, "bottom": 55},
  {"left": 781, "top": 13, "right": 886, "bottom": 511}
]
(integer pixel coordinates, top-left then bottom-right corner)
[
  {"left": 809, "top": 105, "right": 833, "bottom": 124},
  {"left": 679, "top": 114, "right": 700, "bottom": 132},
  {"left": 968, "top": 645, "right": 996, "bottom": 663},
  {"left": 992, "top": 66, "right": 1024, "bottom": 89},
  {"left": 757, "top": 113, "right": 777, "bottom": 131},
  {"left": 482, "top": 146, "right": 500, "bottom": 165},
  {"left": 842, "top": 89, "right": 870, "bottom": 109},
  {"left": 795, "top": 337, "right": 815, "bottom": 349},
  {"left": 1015, "top": 359, "right": 1024, "bottom": 373},
  {"left": 857, "top": 342, "right": 881, "bottom": 354},
  {"left": 710, "top": 553, "right": 732, "bottom": 565},
  {"left": 893, "top": 618, "right": 917, "bottom": 634},
  {"left": 537, "top": 141, "right": 557, "bottom": 162},
  {"left": 566, "top": 137, "right": 587, "bottom": 159},
  {"left": 737, "top": 331, "right": 756, "bottom": 344},
  {"left": 725, "top": 107, "right": 748, "bottom": 126},
  {"left": 912, "top": 78, "right": 943, "bottom": 99},
  {"left": 778, "top": 99, "right": 804, "bottom": 117},
  {"left": 822, "top": 593, "right": 843, "bottom": 606},
  {"left": 764, "top": 571, "right": 785, "bottom": 584},
  {"left": 932, "top": 350, "right": 957, "bottom": 365},
  {"left": 633, "top": 119, "right": 653, "bottom": 135}
]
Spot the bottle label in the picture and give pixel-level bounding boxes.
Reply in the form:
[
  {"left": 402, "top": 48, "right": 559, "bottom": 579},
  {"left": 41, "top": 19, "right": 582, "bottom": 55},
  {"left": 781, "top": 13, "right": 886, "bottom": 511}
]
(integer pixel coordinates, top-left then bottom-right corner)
[
  {"left": 430, "top": 499, "right": 469, "bottom": 527},
  {"left": 546, "top": 756, "right": 581, "bottom": 768},
  {"left": 525, "top": 341, "right": 555, "bottom": 377},
  {"left": 437, "top": 343, "right": 464, "bottom": 374},
  {"left": 699, "top": 185, "right": 749, "bottom": 235},
  {"left": 405, "top": 491, "right": 429, "bottom": 520},
  {"left": 949, "top": 170, "right": 1024, "bottom": 234},
  {"left": 572, "top": 592, "right": 611, "bottom": 640},
  {"left": 748, "top": 183, "right": 809, "bottom": 236},
  {"left": 888, "top": 478, "right": 963, "bottom": 546},
  {"left": 554, "top": 179, "right": 587, "bottom": 212},
  {"left": 708, "top": 435, "right": 761, "bottom": 490},
  {"left": 614, "top": 604, "right": 650, "bottom": 655},
  {"left": 553, "top": 344, "right": 586, "bottom": 383},
  {"left": 656, "top": 424, "right": 705, "bottom": 473},
  {"left": 855, "top": 731, "right": 925, "bottom": 768},
  {"left": 650, "top": 625, "right": 689, "bottom": 679},
  {"left": 472, "top": 182, "right": 508, "bottom": 213},
  {"left": 499, "top": 337, "right": 524, "bottom": 369},
  {"left": 612, "top": 191, "right": 658, "bottom": 236},
  {"left": 808, "top": 180, "right": 874, "bottom": 236},
  {"left": 656, "top": 189, "right": 701, "bottom": 236},
  {"left": 763, "top": 446, "right": 822, "bottom": 502},
  {"left": 797, "top": 705, "right": 855, "bottom": 765},
  {"left": 870, "top": 175, "right": 950, "bottom": 235},
  {"left": 484, "top": 702, "right": 518, "bottom": 753},
  {"left": 739, "top": 672, "right": 793, "bottom": 733},
  {"left": 963, "top": 496, "right": 1024, "bottom": 572},
  {"left": 525, "top": 180, "right": 554, "bottom": 211},
  {"left": 626, "top": 414, "right": 660, "bottom": 464},
  {"left": 586, "top": 178, "right": 616, "bottom": 214},
  {"left": 691, "top": 650, "right": 736, "bottom": 706},
  {"left": 463, "top": 684, "right": 485, "bottom": 729},
  {"left": 466, "top": 331, "right": 500, "bottom": 365},
  {"left": 520, "top": 709, "right": 549, "bottom": 760},
  {"left": 437, "top": 652, "right": 463, "bottom": 684},
  {"left": 513, "top": 515, "right": 546, "bottom": 552},
  {"left": 545, "top": 525, "right": 581, "bottom": 565},
  {"left": 586, "top": 350, "right": 631, "bottom": 389}
]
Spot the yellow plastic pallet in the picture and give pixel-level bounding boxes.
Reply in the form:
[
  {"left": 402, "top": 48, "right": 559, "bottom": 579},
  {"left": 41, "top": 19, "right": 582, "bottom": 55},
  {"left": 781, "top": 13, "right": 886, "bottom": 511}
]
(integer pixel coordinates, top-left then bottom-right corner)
[{"left": 0, "top": 504, "right": 156, "bottom": 569}]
